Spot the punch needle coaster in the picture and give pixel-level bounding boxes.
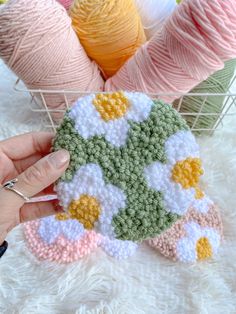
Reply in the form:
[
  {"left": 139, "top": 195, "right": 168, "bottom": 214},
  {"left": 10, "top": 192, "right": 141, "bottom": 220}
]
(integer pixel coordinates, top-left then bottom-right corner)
[{"left": 24, "top": 91, "right": 223, "bottom": 263}]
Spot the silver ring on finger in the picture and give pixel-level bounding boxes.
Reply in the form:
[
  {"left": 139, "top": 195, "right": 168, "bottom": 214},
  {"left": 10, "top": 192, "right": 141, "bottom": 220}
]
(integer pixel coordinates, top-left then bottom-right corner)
[{"left": 0, "top": 178, "right": 30, "bottom": 202}]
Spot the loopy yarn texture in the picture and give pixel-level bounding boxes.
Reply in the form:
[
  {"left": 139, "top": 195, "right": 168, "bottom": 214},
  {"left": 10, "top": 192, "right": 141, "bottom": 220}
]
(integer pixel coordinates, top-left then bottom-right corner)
[
  {"left": 23, "top": 92, "right": 223, "bottom": 263},
  {"left": 52, "top": 90, "right": 222, "bottom": 255},
  {"left": 70, "top": 0, "right": 146, "bottom": 78},
  {"left": 105, "top": 0, "right": 236, "bottom": 103},
  {"left": 148, "top": 205, "right": 223, "bottom": 262},
  {"left": 24, "top": 214, "right": 138, "bottom": 263},
  {"left": 0, "top": 0, "right": 104, "bottom": 121},
  {"left": 24, "top": 217, "right": 100, "bottom": 263},
  {"left": 23, "top": 207, "right": 223, "bottom": 263}
]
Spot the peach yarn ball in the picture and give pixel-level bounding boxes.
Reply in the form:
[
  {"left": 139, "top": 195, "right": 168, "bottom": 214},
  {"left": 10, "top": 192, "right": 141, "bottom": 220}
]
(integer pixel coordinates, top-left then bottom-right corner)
[
  {"left": 70, "top": 0, "right": 146, "bottom": 78},
  {"left": 0, "top": 0, "right": 104, "bottom": 120}
]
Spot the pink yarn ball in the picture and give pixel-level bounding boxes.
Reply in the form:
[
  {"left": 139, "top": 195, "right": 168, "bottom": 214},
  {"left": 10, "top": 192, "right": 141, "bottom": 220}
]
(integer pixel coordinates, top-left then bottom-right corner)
[
  {"left": 105, "top": 0, "right": 236, "bottom": 103},
  {"left": 0, "top": 0, "right": 104, "bottom": 121}
]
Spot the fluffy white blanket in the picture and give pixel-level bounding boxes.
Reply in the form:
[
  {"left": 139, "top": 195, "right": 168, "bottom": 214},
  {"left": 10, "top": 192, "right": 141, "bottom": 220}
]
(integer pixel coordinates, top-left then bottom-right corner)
[{"left": 0, "top": 60, "right": 236, "bottom": 314}]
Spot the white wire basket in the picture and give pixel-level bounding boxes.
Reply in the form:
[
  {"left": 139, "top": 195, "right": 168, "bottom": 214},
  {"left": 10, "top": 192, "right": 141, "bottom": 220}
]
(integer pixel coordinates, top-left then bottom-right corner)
[{"left": 14, "top": 79, "right": 236, "bottom": 135}]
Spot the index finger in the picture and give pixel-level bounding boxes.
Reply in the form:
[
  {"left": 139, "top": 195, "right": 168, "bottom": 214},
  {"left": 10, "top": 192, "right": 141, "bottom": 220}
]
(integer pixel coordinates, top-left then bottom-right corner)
[{"left": 0, "top": 132, "right": 54, "bottom": 160}]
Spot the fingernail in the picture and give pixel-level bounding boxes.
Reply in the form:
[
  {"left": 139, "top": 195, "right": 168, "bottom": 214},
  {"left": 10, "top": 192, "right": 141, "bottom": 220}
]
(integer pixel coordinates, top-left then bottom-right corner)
[{"left": 49, "top": 150, "right": 70, "bottom": 169}]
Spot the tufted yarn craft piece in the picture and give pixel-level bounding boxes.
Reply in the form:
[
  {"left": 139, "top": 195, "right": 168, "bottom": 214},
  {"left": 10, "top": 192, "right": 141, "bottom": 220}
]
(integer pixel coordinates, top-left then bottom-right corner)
[
  {"left": 173, "top": 59, "right": 236, "bottom": 133},
  {"left": 70, "top": 0, "right": 146, "bottom": 79},
  {"left": 134, "top": 0, "right": 177, "bottom": 39},
  {"left": 0, "top": 0, "right": 104, "bottom": 121},
  {"left": 105, "top": 0, "right": 236, "bottom": 103},
  {"left": 148, "top": 205, "right": 223, "bottom": 262},
  {"left": 24, "top": 214, "right": 138, "bottom": 262},
  {"left": 51, "top": 91, "right": 223, "bottom": 263}
]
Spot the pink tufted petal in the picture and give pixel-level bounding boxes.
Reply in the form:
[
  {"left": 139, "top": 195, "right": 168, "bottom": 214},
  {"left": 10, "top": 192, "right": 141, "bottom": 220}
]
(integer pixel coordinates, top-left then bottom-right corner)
[{"left": 24, "top": 217, "right": 101, "bottom": 264}]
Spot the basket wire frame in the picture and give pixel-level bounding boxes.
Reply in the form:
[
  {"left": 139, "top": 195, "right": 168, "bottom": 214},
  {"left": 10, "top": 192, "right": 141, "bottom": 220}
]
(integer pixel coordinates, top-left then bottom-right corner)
[{"left": 14, "top": 79, "right": 236, "bottom": 135}]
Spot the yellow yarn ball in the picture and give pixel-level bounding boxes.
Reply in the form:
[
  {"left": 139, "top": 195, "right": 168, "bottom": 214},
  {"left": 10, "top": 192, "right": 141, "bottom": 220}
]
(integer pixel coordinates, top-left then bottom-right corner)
[{"left": 70, "top": 0, "right": 146, "bottom": 78}]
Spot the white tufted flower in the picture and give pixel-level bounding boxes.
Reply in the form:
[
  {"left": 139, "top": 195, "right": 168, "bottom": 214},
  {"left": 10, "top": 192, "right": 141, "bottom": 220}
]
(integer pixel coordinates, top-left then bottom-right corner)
[
  {"left": 176, "top": 222, "right": 221, "bottom": 262},
  {"left": 69, "top": 91, "right": 153, "bottom": 147},
  {"left": 56, "top": 163, "right": 126, "bottom": 239},
  {"left": 144, "top": 130, "right": 212, "bottom": 215},
  {"left": 38, "top": 216, "right": 85, "bottom": 244}
]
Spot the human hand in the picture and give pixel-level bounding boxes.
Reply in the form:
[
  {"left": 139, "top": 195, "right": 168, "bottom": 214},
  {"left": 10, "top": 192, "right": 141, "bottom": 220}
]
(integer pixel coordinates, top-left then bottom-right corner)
[{"left": 0, "top": 132, "right": 70, "bottom": 245}]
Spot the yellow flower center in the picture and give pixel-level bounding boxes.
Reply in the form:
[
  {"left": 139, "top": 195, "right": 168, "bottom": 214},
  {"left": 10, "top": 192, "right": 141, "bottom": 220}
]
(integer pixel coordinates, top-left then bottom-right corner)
[
  {"left": 68, "top": 195, "right": 101, "bottom": 229},
  {"left": 171, "top": 157, "right": 204, "bottom": 199},
  {"left": 93, "top": 92, "right": 130, "bottom": 121},
  {"left": 195, "top": 187, "right": 205, "bottom": 200},
  {"left": 55, "top": 212, "right": 70, "bottom": 221},
  {"left": 196, "top": 237, "right": 213, "bottom": 260}
]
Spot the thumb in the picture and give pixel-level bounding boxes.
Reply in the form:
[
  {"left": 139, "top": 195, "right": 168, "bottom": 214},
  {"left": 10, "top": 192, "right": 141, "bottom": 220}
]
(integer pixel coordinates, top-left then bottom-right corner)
[{"left": 4, "top": 149, "right": 70, "bottom": 207}]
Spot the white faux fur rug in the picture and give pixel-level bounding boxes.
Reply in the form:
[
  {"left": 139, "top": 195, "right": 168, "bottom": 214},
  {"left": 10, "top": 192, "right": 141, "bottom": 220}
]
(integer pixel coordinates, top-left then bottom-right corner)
[{"left": 0, "top": 60, "right": 236, "bottom": 314}]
